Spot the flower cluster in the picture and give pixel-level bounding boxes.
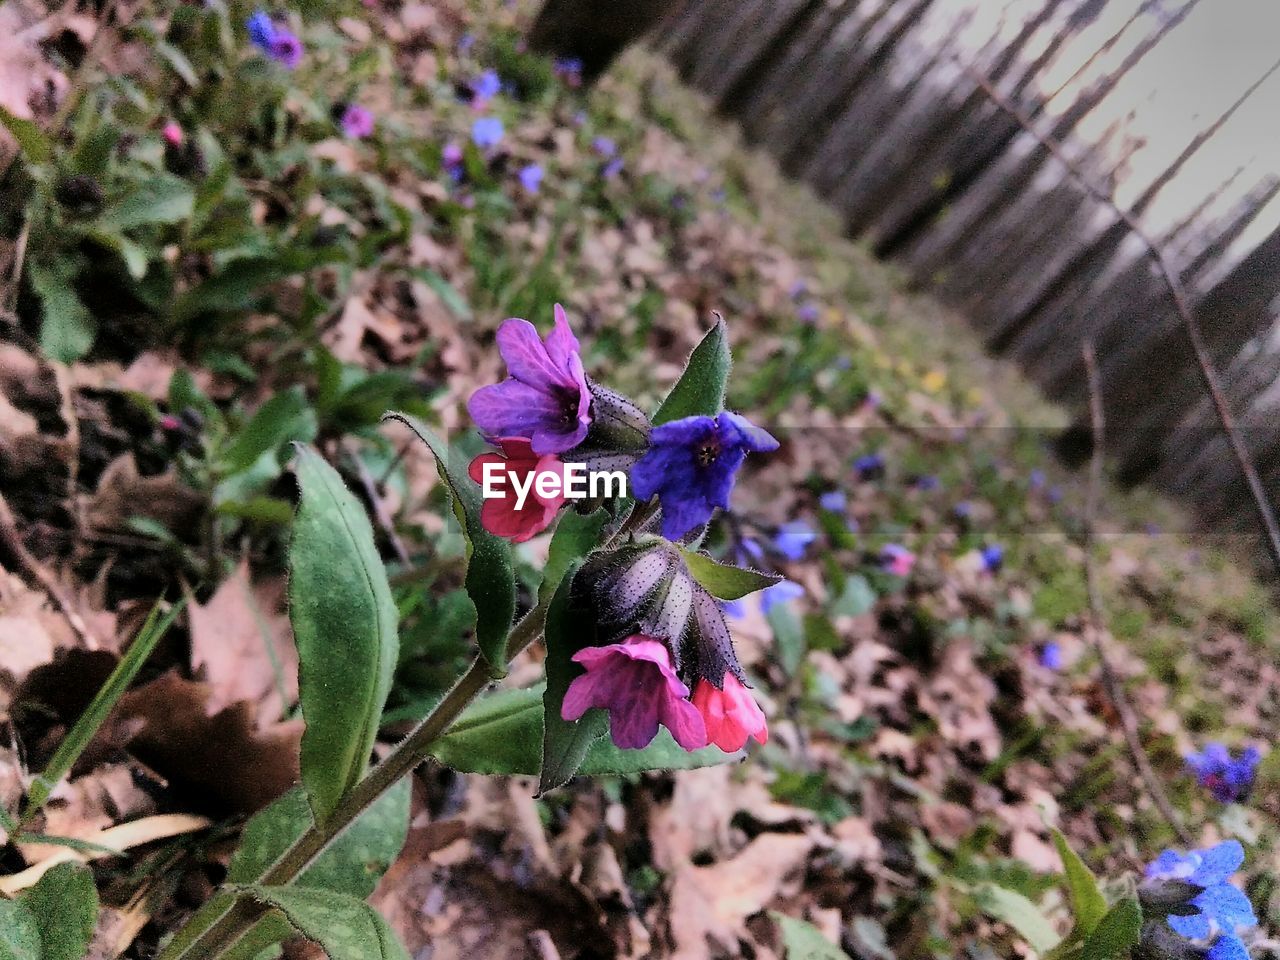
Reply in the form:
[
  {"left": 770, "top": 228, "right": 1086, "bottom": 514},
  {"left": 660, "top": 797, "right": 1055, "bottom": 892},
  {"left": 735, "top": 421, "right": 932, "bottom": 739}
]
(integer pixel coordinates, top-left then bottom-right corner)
[
  {"left": 246, "top": 11, "right": 303, "bottom": 69},
  {"left": 465, "top": 308, "right": 777, "bottom": 754},
  {"left": 1185, "top": 743, "right": 1260, "bottom": 804},
  {"left": 1140, "top": 841, "right": 1256, "bottom": 960}
]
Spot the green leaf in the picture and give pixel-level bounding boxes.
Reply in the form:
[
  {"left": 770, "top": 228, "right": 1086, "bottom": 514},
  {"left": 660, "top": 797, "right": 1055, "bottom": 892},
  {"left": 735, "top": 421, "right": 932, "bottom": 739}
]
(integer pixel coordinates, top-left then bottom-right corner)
[
  {"left": 971, "top": 884, "right": 1060, "bottom": 955},
  {"left": 29, "top": 263, "right": 96, "bottom": 364},
  {"left": 409, "top": 268, "right": 472, "bottom": 321},
  {"left": 240, "top": 887, "right": 410, "bottom": 960},
  {"left": 1050, "top": 828, "right": 1107, "bottom": 934},
  {"left": 680, "top": 549, "right": 780, "bottom": 600},
  {"left": 767, "top": 602, "right": 806, "bottom": 676},
  {"left": 0, "top": 104, "right": 51, "bottom": 163},
  {"left": 382, "top": 413, "right": 516, "bottom": 673},
  {"left": 652, "top": 319, "right": 731, "bottom": 426},
  {"left": 0, "top": 899, "right": 41, "bottom": 960},
  {"left": 229, "top": 780, "right": 410, "bottom": 896},
  {"left": 156, "top": 41, "right": 200, "bottom": 85},
  {"left": 430, "top": 685, "right": 732, "bottom": 777},
  {"left": 538, "top": 560, "right": 603, "bottom": 793},
  {"left": 290, "top": 446, "right": 399, "bottom": 821},
  {"left": 770, "top": 912, "right": 852, "bottom": 960},
  {"left": 830, "top": 575, "right": 876, "bottom": 617},
  {"left": 1080, "top": 899, "right": 1141, "bottom": 960},
  {"left": 22, "top": 862, "right": 98, "bottom": 960},
  {"left": 98, "top": 175, "right": 195, "bottom": 232},
  {"left": 23, "top": 599, "right": 184, "bottom": 820},
  {"left": 538, "top": 509, "right": 607, "bottom": 607},
  {"left": 221, "top": 388, "right": 318, "bottom": 475}
]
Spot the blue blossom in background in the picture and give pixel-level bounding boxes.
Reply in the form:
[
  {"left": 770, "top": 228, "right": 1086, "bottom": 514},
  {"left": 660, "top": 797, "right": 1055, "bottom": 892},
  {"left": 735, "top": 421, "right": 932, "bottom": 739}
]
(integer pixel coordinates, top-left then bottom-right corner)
[
  {"left": 773, "top": 520, "right": 817, "bottom": 561},
  {"left": 720, "top": 598, "right": 746, "bottom": 620},
  {"left": 797, "top": 302, "right": 820, "bottom": 323},
  {"left": 819, "top": 490, "right": 846, "bottom": 513},
  {"left": 602, "top": 156, "right": 624, "bottom": 179},
  {"left": 1140, "top": 841, "right": 1256, "bottom": 960},
  {"left": 760, "top": 580, "right": 804, "bottom": 614},
  {"left": 457, "top": 32, "right": 476, "bottom": 53},
  {"left": 854, "top": 453, "right": 885, "bottom": 481},
  {"left": 246, "top": 11, "right": 303, "bottom": 69},
  {"left": 1029, "top": 468, "right": 1046, "bottom": 490},
  {"left": 913, "top": 474, "right": 940, "bottom": 491},
  {"left": 953, "top": 501, "right": 972, "bottom": 520},
  {"left": 980, "top": 543, "right": 1004, "bottom": 573},
  {"left": 1038, "top": 642, "right": 1063, "bottom": 670},
  {"left": 471, "top": 116, "right": 504, "bottom": 149},
  {"left": 1185, "top": 744, "right": 1260, "bottom": 804},
  {"left": 553, "top": 56, "right": 583, "bottom": 86},
  {"left": 518, "top": 163, "right": 543, "bottom": 193},
  {"left": 630, "top": 412, "right": 779, "bottom": 540},
  {"left": 472, "top": 68, "right": 501, "bottom": 103},
  {"left": 592, "top": 136, "right": 617, "bottom": 158}
]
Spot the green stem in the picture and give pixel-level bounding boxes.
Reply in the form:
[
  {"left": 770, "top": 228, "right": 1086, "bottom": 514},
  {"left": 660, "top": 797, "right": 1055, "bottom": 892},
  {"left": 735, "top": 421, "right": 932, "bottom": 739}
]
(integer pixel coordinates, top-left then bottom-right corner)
[{"left": 160, "top": 610, "right": 544, "bottom": 960}]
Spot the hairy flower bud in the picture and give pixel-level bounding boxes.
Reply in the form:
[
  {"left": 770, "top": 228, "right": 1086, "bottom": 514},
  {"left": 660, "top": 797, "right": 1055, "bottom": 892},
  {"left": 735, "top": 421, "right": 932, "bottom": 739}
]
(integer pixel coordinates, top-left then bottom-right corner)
[{"left": 576, "top": 539, "right": 748, "bottom": 690}]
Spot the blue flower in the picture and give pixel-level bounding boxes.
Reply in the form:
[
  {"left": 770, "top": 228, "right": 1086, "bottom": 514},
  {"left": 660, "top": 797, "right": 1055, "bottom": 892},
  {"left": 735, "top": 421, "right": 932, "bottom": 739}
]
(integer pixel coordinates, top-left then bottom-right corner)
[
  {"left": 760, "top": 580, "right": 804, "bottom": 614},
  {"left": 1142, "top": 841, "right": 1257, "bottom": 950},
  {"left": 246, "top": 11, "right": 275, "bottom": 48},
  {"left": 953, "top": 501, "right": 972, "bottom": 519},
  {"left": 913, "top": 474, "right": 940, "bottom": 491},
  {"left": 720, "top": 598, "right": 746, "bottom": 620},
  {"left": 773, "top": 520, "right": 816, "bottom": 561},
  {"left": 980, "top": 543, "right": 1004, "bottom": 573},
  {"left": 797, "top": 303, "right": 820, "bottom": 323},
  {"left": 472, "top": 69, "right": 501, "bottom": 102},
  {"left": 819, "top": 490, "right": 846, "bottom": 513},
  {"left": 471, "top": 116, "right": 504, "bottom": 149},
  {"left": 592, "top": 136, "right": 617, "bottom": 158},
  {"left": 630, "top": 412, "right": 778, "bottom": 541},
  {"left": 518, "top": 163, "right": 543, "bottom": 193},
  {"left": 1038, "top": 642, "right": 1063, "bottom": 670},
  {"left": 854, "top": 453, "right": 885, "bottom": 481},
  {"left": 1186, "top": 744, "right": 1260, "bottom": 804},
  {"left": 1029, "top": 468, "right": 1046, "bottom": 490}
]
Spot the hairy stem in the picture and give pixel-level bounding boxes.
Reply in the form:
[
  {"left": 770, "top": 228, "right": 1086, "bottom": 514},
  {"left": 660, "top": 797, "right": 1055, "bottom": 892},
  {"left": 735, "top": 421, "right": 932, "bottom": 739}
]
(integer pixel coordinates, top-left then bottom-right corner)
[{"left": 161, "top": 610, "right": 544, "bottom": 959}]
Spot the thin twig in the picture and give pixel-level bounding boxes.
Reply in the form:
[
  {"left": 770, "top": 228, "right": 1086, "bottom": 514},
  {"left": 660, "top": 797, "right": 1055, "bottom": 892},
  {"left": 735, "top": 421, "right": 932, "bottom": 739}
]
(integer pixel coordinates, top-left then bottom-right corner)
[
  {"left": 965, "top": 65, "right": 1280, "bottom": 579},
  {"left": 1081, "top": 341, "right": 1191, "bottom": 845},
  {"left": 5, "top": 222, "right": 30, "bottom": 313},
  {"left": 0, "top": 492, "right": 98, "bottom": 649}
]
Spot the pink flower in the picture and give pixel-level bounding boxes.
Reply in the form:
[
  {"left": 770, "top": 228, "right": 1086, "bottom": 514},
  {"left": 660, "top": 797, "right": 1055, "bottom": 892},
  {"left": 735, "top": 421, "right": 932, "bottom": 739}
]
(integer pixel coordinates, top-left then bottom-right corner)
[
  {"left": 881, "top": 543, "right": 916, "bottom": 576},
  {"left": 340, "top": 104, "right": 375, "bottom": 139},
  {"left": 467, "top": 305, "right": 591, "bottom": 455},
  {"left": 692, "top": 674, "right": 768, "bottom": 752},
  {"left": 562, "top": 635, "right": 707, "bottom": 751},
  {"left": 162, "top": 122, "right": 184, "bottom": 147},
  {"left": 467, "top": 437, "right": 565, "bottom": 542}
]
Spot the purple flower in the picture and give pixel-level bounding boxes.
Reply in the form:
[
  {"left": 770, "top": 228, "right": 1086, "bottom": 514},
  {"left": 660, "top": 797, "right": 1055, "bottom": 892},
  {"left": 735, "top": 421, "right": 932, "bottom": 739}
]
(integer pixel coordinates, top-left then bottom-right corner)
[
  {"left": 819, "top": 490, "right": 846, "bottom": 513},
  {"left": 471, "top": 116, "right": 504, "bottom": 149},
  {"left": 913, "top": 474, "right": 940, "bottom": 491},
  {"left": 246, "top": 11, "right": 303, "bottom": 69},
  {"left": 1038, "top": 642, "right": 1063, "bottom": 670},
  {"left": 1186, "top": 744, "right": 1260, "bottom": 804},
  {"left": 562, "top": 635, "right": 707, "bottom": 751},
  {"left": 854, "top": 453, "right": 885, "bottom": 481},
  {"left": 737, "top": 537, "right": 765, "bottom": 567},
  {"left": 472, "top": 69, "right": 501, "bottom": 103},
  {"left": 772, "top": 520, "right": 816, "bottom": 561},
  {"left": 797, "top": 303, "right": 820, "bottom": 324},
  {"left": 553, "top": 56, "right": 583, "bottom": 86},
  {"left": 518, "top": 163, "right": 543, "bottom": 193},
  {"left": 881, "top": 544, "right": 915, "bottom": 577},
  {"left": 339, "top": 104, "right": 375, "bottom": 139},
  {"left": 602, "top": 156, "right": 624, "bottom": 180},
  {"left": 1029, "top": 468, "right": 1046, "bottom": 490},
  {"left": 760, "top": 579, "right": 804, "bottom": 614},
  {"left": 630, "top": 412, "right": 778, "bottom": 541},
  {"left": 980, "top": 543, "right": 1004, "bottom": 573},
  {"left": 1141, "top": 841, "right": 1256, "bottom": 960},
  {"left": 720, "top": 598, "right": 746, "bottom": 620},
  {"left": 457, "top": 32, "right": 476, "bottom": 53},
  {"left": 592, "top": 136, "right": 617, "bottom": 158},
  {"left": 788, "top": 280, "right": 807, "bottom": 300},
  {"left": 467, "top": 304, "right": 591, "bottom": 455},
  {"left": 953, "top": 501, "right": 972, "bottom": 519}
]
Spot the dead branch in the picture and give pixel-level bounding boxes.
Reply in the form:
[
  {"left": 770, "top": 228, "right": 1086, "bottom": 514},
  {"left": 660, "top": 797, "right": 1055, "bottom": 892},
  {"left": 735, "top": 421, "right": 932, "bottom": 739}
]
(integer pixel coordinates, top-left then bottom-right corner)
[{"left": 965, "top": 64, "right": 1280, "bottom": 580}]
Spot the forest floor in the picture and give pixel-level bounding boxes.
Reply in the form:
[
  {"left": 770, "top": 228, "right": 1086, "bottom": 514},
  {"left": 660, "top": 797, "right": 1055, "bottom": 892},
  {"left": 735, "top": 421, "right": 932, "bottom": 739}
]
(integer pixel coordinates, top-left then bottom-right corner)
[{"left": 1, "top": 1, "right": 1278, "bottom": 958}]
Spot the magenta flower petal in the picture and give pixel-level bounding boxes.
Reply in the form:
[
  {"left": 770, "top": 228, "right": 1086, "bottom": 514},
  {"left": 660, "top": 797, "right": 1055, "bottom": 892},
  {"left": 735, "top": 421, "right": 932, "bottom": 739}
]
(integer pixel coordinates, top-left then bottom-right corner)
[
  {"left": 495, "top": 318, "right": 566, "bottom": 392},
  {"left": 561, "top": 635, "right": 707, "bottom": 751}
]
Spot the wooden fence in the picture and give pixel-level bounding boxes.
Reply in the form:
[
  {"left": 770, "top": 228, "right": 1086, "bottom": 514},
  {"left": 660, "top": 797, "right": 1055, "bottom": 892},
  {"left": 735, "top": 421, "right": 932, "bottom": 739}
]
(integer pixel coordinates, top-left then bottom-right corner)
[{"left": 651, "top": 0, "right": 1280, "bottom": 534}]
